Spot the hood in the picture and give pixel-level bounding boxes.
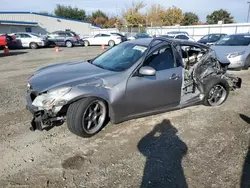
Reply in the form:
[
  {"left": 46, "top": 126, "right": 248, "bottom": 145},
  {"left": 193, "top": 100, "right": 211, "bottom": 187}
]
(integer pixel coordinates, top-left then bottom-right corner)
[
  {"left": 211, "top": 45, "right": 248, "bottom": 64},
  {"left": 29, "top": 61, "right": 116, "bottom": 93},
  {"left": 211, "top": 45, "right": 248, "bottom": 55}
]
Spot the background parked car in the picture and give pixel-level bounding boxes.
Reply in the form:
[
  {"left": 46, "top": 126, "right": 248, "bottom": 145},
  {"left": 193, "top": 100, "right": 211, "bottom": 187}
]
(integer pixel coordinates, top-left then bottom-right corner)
[
  {"left": 82, "top": 33, "right": 122, "bottom": 47},
  {"left": 128, "top": 33, "right": 152, "bottom": 40},
  {"left": 10, "top": 32, "right": 48, "bottom": 49},
  {"left": 47, "top": 31, "right": 82, "bottom": 48},
  {"left": 167, "top": 31, "right": 190, "bottom": 36},
  {"left": 198, "top": 33, "right": 227, "bottom": 45},
  {"left": 0, "top": 34, "right": 17, "bottom": 49},
  {"left": 211, "top": 33, "right": 250, "bottom": 70},
  {"left": 110, "top": 32, "right": 128, "bottom": 42},
  {"left": 160, "top": 34, "right": 195, "bottom": 41}
]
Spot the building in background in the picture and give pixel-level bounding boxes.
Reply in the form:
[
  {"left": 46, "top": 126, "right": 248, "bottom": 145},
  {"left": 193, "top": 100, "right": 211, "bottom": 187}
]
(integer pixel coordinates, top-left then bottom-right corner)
[{"left": 0, "top": 12, "right": 100, "bottom": 36}]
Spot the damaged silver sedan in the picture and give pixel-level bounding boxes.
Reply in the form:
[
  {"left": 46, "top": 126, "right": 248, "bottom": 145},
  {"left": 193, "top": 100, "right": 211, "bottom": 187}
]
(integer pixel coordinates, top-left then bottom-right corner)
[{"left": 26, "top": 37, "right": 242, "bottom": 137}]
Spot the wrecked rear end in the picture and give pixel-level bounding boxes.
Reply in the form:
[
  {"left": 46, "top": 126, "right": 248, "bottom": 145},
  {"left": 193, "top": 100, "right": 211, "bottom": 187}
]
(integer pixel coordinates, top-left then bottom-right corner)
[
  {"left": 191, "top": 49, "right": 242, "bottom": 91},
  {"left": 180, "top": 46, "right": 242, "bottom": 106}
]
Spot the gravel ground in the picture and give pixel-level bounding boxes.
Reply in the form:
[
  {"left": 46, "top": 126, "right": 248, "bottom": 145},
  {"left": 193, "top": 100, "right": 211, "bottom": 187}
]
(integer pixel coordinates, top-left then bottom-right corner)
[{"left": 0, "top": 46, "right": 249, "bottom": 188}]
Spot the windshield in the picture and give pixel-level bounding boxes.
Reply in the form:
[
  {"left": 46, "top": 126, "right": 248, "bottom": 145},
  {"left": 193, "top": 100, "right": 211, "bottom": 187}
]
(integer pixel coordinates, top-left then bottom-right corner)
[
  {"left": 31, "top": 33, "right": 41, "bottom": 37},
  {"left": 92, "top": 42, "right": 147, "bottom": 72},
  {"left": 215, "top": 35, "right": 250, "bottom": 46}
]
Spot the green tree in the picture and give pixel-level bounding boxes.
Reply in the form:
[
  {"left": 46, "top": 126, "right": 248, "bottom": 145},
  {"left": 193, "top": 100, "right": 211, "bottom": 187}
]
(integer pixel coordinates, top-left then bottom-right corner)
[
  {"left": 122, "top": 1, "right": 146, "bottom": 27},
  {"left": 91, "top": 10, "right": 108, "bottom": 20},
  {"left": 86, "top": 10, "right": 109, "bottom": 28},
  {"left": 164, "top": 6, "right": 184, "bottom": 26},
  {"left": 54, "top": 4, "right": 86, "bottom": 20},
  {"left": 181, "top": 12, "right": 199, "bottom": 26},
  {"left": 104, "top": 17, "right": 123, "bottom": 29},
  {"left": 147, "top": 4, "right": 167, "bottom": 26},
  {"left": 206, "top": 9, "right": 234, "bottom": 24}
]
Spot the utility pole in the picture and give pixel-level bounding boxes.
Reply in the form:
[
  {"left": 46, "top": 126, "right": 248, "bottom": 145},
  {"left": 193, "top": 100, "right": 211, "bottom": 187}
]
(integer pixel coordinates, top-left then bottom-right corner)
[{"left": 247, "top": 2, "right": 250, "bottom": 22}]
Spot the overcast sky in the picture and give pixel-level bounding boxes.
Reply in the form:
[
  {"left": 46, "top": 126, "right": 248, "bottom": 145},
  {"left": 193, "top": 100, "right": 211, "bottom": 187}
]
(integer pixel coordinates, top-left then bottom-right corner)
[{"left": 1, "top": 0, "right": 249, "bottom": 23}]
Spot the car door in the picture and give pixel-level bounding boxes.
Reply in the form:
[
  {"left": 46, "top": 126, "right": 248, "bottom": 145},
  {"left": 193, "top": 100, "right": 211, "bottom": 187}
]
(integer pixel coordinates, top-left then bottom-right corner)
[
  {"left": 55, "top": 32, "right": 66, "bottom": 45},
  {"left": 91, "top": 34, "right": 102, "bottom": 45},
  {"left": 100, "top": 34, "right": 111, "bottom": 44},
  {"left": 17, "top": 33, "right": 32, "bottom": 47},
  {"left": 125, "top": 43, "right": 183, "bottom": 116}
]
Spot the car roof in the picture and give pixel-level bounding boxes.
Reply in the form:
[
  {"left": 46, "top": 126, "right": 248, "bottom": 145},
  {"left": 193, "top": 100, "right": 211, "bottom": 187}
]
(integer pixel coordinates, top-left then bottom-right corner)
[
  {"left": 207, "top": 33, "right": 227, "bottom": 35},
  {"left": 13, "top": 32, "right": 30, "bottom": 34},
  {"left": 229, "top": 33, "right": 250, "bottom": 36},
  {"left": 126, "top": 38, "right": 209, "bottom": 49}
]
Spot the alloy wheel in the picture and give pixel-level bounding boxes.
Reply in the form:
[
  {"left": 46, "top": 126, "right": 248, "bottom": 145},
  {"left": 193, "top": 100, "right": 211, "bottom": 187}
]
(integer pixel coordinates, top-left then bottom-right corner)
[
  {"left": 208, "top": 84, "right": 227, "bottom": 106},
  {"left": 82, "top": 100, "right": 107, "bottom": 134}
]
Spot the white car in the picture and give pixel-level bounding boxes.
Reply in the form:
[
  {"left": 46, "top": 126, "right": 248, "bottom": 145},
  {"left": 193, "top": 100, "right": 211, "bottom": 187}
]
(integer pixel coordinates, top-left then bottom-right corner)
[
  {"left": 82, "top": 33, "right": 122, "bottom": 47},
  {"left": 11, "top": 32, "right": 48, "bottom": 49},
  {"left": 161, "top": 34, "right": 195, "bottom": 41}
]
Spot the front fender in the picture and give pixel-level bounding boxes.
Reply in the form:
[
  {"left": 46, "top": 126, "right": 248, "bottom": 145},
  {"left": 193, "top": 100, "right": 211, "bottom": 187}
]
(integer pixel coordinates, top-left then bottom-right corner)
[{"left": 65, "top": 86, "right": 116, "bottom": 122}]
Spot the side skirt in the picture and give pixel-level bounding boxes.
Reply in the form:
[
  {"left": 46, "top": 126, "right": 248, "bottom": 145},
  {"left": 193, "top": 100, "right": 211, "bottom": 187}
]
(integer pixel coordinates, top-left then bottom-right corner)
[{"left": 113, "top": 95, "right": 203, "bottom": 124}]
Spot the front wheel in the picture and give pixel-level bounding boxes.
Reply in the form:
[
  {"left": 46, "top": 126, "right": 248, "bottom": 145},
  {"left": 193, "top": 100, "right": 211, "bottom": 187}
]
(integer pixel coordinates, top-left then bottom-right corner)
[
  {"left": 30, "top": 42, "right": 38, "bottom": 49},
  {"left": 108, "top": 40, "right": 115, "bottom": 47},
  {"left": 83, "top": 40, "right": 89, "bottom": 47},
  {"left": 203, "top": 77, "right": 229, "bottom": 107},
  {"left": 243, "top": 56, "right": 250, "bottom": 70},
  {"left": 67, "top": 97, "right": 108, "bottom": 137}
]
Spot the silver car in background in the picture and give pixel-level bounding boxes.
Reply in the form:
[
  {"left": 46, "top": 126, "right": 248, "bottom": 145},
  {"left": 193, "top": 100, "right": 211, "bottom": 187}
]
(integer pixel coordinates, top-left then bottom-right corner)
[
  {"left": 211, "top": 33, "right": 250, "bottom": 70},
  {"left": 11, "top": 32, "right": 48, "bottom": 49}
]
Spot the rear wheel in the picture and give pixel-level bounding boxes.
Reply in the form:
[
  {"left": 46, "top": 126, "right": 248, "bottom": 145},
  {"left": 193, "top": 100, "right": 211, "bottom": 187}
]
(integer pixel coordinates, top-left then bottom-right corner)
[
  {"left": 30, "top": 42, "right": 38, "bottom": 49},
  {"left": 203, "top": 77, "right": 229, "bottom": 106},
  {"left": 67, "top": 97, "right": 108, "bottom": 137},
  {"left": 65, "top": 40, "right": 73, "bottom": 48}
]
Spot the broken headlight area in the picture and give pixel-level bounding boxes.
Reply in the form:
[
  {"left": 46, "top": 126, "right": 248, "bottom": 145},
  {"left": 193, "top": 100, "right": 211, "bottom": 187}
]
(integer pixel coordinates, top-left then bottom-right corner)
[
  {"left": 30, "top": 87, "right": 71, "bottom": 131},
  {"left": 32, "top": 87, "right": 71, "bottom": 110}
]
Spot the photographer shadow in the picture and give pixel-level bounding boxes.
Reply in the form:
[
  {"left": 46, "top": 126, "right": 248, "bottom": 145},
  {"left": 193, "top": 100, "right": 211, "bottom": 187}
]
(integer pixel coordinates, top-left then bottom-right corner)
[
  {"left": 137, "top": 119, "right": 188, "bottom": 188},
  {"left": 239, "top": 114, "right": 250, "bottom": 188}
]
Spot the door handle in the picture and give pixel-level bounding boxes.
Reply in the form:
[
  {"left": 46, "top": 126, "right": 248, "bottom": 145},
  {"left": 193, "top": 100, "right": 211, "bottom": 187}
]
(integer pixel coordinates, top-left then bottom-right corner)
[{"left": 169, "top": 73, "right": 180, "bottom": 80}]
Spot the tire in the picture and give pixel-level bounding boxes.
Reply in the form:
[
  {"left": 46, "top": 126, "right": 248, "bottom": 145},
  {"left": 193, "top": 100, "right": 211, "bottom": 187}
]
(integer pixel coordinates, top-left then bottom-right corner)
[
  {"left": 65, "top": 40, "right": 73, "bottom": 48},
  {"left": 67, "top": 97, "right": 108, "bottom": 137},
  {"left": 30, "top": 42, "right": 38, "bottom": 49},
  {"left": 243, "top": 56, "right": 250, "bottom": 70},
  {"left": 108, "top": 40, "right": 115, "bottom": 47},
  {"left": 83, "top": 40, "right": 89, "bottom": 47},
  {"left": 203, "top": 76, "right": 230, "bottom": 107}
]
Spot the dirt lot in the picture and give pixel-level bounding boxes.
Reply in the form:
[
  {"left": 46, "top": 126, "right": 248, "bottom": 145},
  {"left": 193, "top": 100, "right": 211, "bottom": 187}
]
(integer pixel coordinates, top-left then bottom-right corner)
[{"left": 0, "top": 46, "right": 250, "bottom": 188}]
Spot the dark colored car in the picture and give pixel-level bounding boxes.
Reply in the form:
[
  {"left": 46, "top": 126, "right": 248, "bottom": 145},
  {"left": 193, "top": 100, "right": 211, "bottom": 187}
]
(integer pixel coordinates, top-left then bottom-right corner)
[
  {"left": 0, "top": 34, "right": 17, "bottom": 49},
  {"left": 26, "top": 38, "right": 241, "bottom": 137},
  {"left": 110, "top": 32, "right": 128, "bottom": 42},
  {"left": 167, "top": 31, "right": 189, "bottom": 36},
  {"left": 134, "top": 33, "right": 152, "bottom": 39},
  {"left": 47, "top": 31, "right": 82, "bottom": 48},
  {"left": 198, "top": 34, "right": 227, "bottom": 45}
]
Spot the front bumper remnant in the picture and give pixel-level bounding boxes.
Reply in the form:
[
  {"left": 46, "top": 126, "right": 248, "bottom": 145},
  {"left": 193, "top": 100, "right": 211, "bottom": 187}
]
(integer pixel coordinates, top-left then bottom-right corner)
[{"left": 30, "top": 114, "right": 43, "bottom": 131}]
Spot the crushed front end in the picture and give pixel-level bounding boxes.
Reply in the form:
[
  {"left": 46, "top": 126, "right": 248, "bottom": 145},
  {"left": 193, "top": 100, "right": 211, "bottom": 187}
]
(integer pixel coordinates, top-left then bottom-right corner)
[{"left": 26, "top": 85, "right": 70, "bottom": 131}]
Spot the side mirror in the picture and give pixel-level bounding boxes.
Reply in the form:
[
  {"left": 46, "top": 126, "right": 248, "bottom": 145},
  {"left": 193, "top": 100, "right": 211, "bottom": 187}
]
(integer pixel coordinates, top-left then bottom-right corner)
[{"left": 139, "top": 66, "right": 156, "bottom": 76}]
